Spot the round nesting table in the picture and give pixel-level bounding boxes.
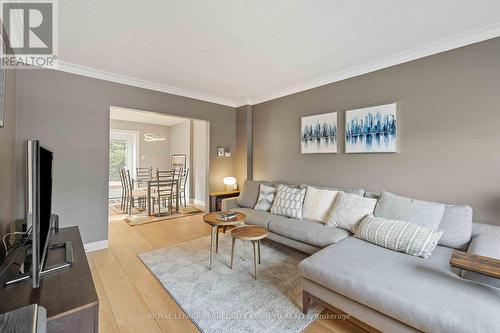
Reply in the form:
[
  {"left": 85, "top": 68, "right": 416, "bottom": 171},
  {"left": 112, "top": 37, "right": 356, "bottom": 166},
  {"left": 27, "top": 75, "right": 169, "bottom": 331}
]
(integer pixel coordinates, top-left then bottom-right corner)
[
  {"left": 230, "top": 225, "right": 268, "bottom": 280},
  {"left": 203, "top": 212, "right": 246, "bottom": 270}
]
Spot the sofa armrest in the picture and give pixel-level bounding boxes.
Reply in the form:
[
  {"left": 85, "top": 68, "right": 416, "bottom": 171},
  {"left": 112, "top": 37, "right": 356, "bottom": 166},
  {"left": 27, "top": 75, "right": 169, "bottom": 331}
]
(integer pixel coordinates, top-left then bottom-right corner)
[
  {"left": 221, "top": 197, "right": 239, "bottom": 211},
  {"left": 461, "top": 233, "right": 500, "bottom": 289},
  {"left": 471, "top": 222, "right": 500, "bottom": 238}
]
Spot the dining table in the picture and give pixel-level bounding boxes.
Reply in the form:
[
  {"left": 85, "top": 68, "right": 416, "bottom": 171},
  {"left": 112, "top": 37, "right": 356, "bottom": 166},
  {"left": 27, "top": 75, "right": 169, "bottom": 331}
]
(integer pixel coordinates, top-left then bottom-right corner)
[{"left": 136, "top": 177, "right": 180, "bottom": 216}]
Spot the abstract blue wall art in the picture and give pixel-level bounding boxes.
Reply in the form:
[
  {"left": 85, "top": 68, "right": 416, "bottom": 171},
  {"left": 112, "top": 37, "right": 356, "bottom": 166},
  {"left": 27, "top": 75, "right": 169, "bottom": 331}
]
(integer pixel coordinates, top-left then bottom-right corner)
[
  {"left": 301, "top": 112, "right": 338, "bottom": 154},
  {"left": 345, "top": 103, "right": 397, "bottom": 153}
]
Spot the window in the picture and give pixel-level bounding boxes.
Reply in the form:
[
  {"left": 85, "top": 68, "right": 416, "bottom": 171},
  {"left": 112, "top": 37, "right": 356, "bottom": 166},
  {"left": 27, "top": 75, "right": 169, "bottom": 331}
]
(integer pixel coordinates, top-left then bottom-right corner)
[{"left": 109, "top": 130, "right": 139, "bottom": 199}]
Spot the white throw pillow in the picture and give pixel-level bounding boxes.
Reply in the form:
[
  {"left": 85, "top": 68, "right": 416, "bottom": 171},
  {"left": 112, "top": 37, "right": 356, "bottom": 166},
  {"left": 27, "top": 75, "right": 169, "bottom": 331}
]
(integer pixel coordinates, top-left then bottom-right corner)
[
  {"left": 355, "top": 215, "right": 443, "bottom": 258},
  {"left": 270, "top": 185, "right": 307, "bottom": 219},
  {"left": 254, "top": 184, "right": 277, "bottom": 212},
  {"left": 302, "top": 186, "right": 341, "bottom": 224},
  {"left": 326, "top": 192, "right": 377, "bottom": 233}
]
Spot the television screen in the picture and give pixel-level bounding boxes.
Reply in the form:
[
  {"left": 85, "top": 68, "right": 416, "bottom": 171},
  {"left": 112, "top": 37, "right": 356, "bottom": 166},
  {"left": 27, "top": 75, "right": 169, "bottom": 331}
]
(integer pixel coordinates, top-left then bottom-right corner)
[
  {"left": 27, "top": 140, "right": 53, "bottom": 288},
  {"left": 38, "top": 146, "right": 53, "bottom": 270}
]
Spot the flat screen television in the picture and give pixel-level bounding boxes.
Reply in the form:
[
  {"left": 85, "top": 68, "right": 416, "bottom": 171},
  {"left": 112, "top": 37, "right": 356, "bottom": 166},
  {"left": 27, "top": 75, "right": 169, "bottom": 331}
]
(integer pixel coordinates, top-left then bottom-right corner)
[{"left": 27, "top": 140, "right": 53, "bottom": 288}]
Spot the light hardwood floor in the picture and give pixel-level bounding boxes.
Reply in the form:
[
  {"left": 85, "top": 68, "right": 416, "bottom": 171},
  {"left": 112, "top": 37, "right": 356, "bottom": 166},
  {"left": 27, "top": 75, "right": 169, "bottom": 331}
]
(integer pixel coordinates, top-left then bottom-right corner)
[{"left": 87, "top": 208, "right": 367, "bottom": 333}]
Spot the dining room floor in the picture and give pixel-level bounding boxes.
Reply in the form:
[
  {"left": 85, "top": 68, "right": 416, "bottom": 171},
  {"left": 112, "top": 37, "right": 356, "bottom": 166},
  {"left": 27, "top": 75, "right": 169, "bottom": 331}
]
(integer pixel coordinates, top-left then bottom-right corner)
[{"left": 86, "top": 207, "right": 367, "bottom": 333}]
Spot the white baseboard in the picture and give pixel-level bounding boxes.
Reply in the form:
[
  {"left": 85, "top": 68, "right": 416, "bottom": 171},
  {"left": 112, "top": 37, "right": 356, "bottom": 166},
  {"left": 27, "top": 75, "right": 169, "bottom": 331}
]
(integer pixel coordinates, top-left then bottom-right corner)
[
  {"left": 84, "top": 240, "right": 109, "bottom": 253},
  {"left": 193, "top": 199, "right": 206, "bottom": 207}
]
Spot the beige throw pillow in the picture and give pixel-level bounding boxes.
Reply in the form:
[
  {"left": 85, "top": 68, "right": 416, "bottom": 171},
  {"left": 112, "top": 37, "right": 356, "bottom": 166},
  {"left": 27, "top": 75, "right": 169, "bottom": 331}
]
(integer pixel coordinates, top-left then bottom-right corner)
[
  {"left": 302, "top": 186, "right": 341, "bottom": 224},
  {"left": 326, "top": 192, "right": 377, "bottom": 233}
]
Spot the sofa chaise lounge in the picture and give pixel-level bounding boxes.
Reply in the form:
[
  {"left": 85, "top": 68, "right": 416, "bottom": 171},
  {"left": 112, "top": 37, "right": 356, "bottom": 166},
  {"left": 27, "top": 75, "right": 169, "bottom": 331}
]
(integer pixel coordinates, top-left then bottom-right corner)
[{"left": 222, "top": 180, "right": 500, "bottom": 333}]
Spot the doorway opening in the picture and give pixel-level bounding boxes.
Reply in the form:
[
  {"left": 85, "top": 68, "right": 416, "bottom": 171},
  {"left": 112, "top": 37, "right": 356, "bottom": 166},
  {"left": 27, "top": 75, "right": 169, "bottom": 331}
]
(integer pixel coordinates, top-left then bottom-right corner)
[{"left": 108, "top": 106, "right": 210, "bottom": 224}]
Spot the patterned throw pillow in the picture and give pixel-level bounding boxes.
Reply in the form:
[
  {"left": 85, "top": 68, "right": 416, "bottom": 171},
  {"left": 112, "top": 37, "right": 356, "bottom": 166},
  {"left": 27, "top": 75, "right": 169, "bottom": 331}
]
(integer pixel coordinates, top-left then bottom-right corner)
[
  {"left": 254, "top": 184, "right": 277, "bottom": 211},
  {"left": 270, "top": 185, "right": 307, "bottom": 219},
  {"left": 326, "top": 192, "right": 377, "bottom": 233},
  {"left": 355, "top": 215, "right": 443, "bottom": 258}
]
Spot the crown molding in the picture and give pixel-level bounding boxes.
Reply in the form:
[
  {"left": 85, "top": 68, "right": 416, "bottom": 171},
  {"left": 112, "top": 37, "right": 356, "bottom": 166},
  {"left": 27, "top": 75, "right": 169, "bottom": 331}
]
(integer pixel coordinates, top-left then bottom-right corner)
[
  {"left": 54, "top": 61, "right": 240, "bottom": 107},
  {"left": 52, "top": 23, "right": 500, "bottom": 108},
  {"left": 247, "top": 22, "right": 500, "bottom": 106}
]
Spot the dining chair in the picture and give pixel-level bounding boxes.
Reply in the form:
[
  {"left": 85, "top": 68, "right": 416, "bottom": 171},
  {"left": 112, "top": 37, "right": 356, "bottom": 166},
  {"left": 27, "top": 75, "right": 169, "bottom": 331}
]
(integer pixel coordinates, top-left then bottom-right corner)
[
  {"left": 119, "top": 168, "right": 127, "bottom": 211},
  {"left": 176, "top": 168, "right": 189, "bottom": 207},
  {"left": 151, "top": 170, "right": 175, "bottom": 216},
  {"left": 123, "top": 168, "right": 147, "bottom": 215},
  {"left": 136, "top": 167, "right": 152, "bottom": 188}
]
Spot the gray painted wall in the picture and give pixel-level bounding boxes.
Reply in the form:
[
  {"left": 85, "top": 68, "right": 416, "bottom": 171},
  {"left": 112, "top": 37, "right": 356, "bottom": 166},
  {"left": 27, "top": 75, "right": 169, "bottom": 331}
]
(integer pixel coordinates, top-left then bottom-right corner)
[
  {"left": 235, "top": 105, "right": 253, "bottom": 189},
  {"left": 0, "top": 69, "right": 16, "bottom": 242},
  {"left": 110, "top": 119, "right": 171, "bottom": 170},
  {"left": 192, "top": 119, "right": 208, "bottom": 205},
  {"left": 15, "top": 69, "right": 235, "bottom": 244},
  {"left": 169, "top": 121, "right": 189, "bottom": 158},
  {"left": 252, "top": 38, "right": 500, "bottom": 225}
]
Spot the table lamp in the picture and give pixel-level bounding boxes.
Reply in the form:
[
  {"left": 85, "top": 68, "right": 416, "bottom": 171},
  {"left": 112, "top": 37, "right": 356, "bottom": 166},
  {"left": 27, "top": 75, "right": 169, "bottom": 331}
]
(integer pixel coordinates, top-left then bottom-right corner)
[{"left": 223, "top": 177, "right": 237, "bottom": 191}]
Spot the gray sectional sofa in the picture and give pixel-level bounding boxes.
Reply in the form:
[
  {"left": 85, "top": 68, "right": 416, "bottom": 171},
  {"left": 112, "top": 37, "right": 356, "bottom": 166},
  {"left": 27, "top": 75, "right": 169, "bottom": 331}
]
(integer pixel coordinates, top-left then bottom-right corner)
[{"left": 221, "top": 180, "right": 500, "bottom": 333}]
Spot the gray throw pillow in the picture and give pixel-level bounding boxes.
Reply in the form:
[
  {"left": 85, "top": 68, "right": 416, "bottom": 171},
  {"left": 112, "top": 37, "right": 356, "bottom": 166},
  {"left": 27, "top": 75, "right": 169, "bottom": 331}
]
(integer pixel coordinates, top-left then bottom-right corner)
[
  {"left": 374, "top": 191, "right": 445, "bottom": 230},
  {"left": 254, "top": 184, "right": 277, "bottom": 212},
  {"left": 438, "top": 204, "right": 473, "bottom": 249},
  {"left": 355, "top": 215, "right": 443, "bottom": 258},
  {"left": 270, "top": 185, "right": 307, "bottom": 219}
]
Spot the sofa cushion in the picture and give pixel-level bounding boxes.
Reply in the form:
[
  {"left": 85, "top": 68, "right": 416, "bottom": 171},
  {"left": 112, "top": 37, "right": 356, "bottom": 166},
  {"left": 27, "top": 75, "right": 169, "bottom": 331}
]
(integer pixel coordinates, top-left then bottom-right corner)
[
  {"left": 364, "top": 191, "right": 381, "bottom": 199},
  {"left": 236, "top": 180, "right": 260, "bottom": 208},
  {"left": 437, "top": 205, "right": 473, "bottom": 249},
  {"left": 299, "top": 237, "right": 500, "bottom": 333},
  {"left": 326, "top": 192, "right": 377, "bottom": 233},
  {"left": 268, "top": 216, "right": 350, "bottom": 248},
  {"left": 461, "top": 233, "right": 500, "bottom": 289},
  {"left": 302, "top": 186, "right": 341, "bottom": 224},
  {"left": 253, "top": 184, "right": 277, "bottom": 212},
  {"left": 374, "top": 191, "right": 445, "bottom": 230},
  {"left": 229, "top": 207, "right": 274, "bottom": 229},
  {"left": 236, "top": 180, "right": 273, "bottom": 208},
  {"left": 271, "top": 185, "right": 307, "bottom": 219},
  {"left": 302, "top": 184, "right": 365, "bottom": 197},
  {"left": 356, "top": 215, "right": 443, "bottom": 258}
]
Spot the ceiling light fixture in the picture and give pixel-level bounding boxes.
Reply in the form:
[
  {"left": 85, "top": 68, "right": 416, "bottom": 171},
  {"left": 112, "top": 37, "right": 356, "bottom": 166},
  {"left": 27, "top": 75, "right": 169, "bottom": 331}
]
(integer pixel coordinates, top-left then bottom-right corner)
[{"left": 144, "top": 133, "right": 166, "bottom": 142}]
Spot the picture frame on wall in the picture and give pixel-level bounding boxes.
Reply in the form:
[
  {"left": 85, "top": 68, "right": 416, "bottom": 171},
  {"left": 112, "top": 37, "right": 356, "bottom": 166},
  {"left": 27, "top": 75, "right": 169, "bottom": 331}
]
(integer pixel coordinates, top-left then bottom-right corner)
[
  {"left": 345, "top": 102, "right": 398, "bottom": 153},
  {"left": 217, "top": 147, "right": 224, "bottom": 158},
  {"left": 301, "top": 112, "right": 338, "bottom": 154},
  {"left": 171, "top": 154, "right": 187, "bottom": 170}
]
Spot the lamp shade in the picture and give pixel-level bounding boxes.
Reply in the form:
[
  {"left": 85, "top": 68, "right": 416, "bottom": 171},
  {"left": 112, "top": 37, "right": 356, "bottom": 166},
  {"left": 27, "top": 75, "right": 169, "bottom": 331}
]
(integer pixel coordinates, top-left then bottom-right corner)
[{"left": 223, "top": 177, "right": 237, "bottom": 185}]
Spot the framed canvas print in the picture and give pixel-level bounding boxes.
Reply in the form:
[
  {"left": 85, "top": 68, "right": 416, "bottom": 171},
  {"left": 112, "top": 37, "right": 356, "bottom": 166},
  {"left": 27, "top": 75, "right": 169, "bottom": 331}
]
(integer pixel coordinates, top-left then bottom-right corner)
[
  {"left": 345, "top": 103, "right": 397, "bottom": 153},
  {"left": 301, "top": 112, "right": 338, "bottom": 154},
  {"left": 171, "top": 154, "right": 186, "bottom": 169}
]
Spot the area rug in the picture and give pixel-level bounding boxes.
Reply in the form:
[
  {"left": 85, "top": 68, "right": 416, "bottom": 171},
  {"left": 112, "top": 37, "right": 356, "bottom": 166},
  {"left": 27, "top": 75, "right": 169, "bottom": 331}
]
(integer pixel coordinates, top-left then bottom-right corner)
[
  {"left": 110, "top": 204, "right": 203, "bottom": 226},
  {"left": 139, "top": 234, "right": 322, "bottom": 333}
]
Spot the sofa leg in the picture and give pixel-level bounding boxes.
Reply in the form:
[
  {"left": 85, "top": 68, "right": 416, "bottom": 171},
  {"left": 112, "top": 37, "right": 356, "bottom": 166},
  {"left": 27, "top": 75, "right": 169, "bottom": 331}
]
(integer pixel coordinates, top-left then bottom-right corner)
[{"left": 303, "top": 290, "right": 311, "bottom": 314}]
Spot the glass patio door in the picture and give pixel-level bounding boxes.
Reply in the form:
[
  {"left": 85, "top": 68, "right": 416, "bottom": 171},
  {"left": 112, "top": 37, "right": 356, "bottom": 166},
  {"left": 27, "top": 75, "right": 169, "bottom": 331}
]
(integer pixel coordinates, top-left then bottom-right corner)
[{"left": 109, "top": 130, "right": 138, "bottom": 199}]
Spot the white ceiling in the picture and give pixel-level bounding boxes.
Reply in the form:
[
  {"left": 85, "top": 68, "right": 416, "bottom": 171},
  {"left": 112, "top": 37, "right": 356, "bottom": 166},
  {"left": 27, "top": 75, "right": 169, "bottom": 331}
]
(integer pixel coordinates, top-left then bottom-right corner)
[
  {"left": 110, "top": 106, "right": 188, "bottom": 126},
  {"left": 59, "top": 1, "right": 500, "bottom": 106}
]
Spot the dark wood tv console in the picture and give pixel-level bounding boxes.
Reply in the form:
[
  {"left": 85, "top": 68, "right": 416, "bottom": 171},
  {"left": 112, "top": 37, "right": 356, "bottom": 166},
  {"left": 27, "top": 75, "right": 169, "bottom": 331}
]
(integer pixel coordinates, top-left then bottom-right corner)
[{"left": 0, "top": 226, "right": 99, "bottom": 333}]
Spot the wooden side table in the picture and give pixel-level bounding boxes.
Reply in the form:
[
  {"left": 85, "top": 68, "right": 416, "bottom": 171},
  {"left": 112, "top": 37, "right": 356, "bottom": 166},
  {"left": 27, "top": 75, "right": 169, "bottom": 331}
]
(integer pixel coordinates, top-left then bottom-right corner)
[
  {"left": 209, "top": 190, "right": 240, "bottom": 212},
  {"left": 203, "top": 212, "right": 246, "bottom": 270},
  {"left": 450, "top": 250, "right": 500, "bottom": 279},
  {"left": 230, "top": 226, "right": 268, "bottom": 280}
]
